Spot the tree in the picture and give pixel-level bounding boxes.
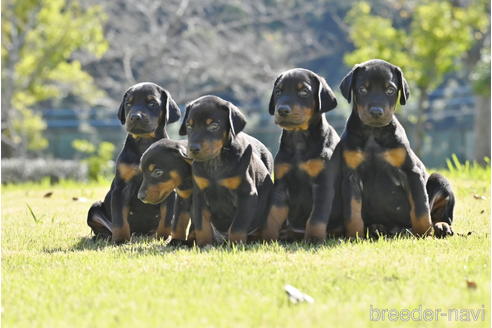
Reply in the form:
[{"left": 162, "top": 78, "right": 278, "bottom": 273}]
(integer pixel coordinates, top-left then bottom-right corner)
[
  {"left": 1, "top": 0, "right": 108, "bottom": 157},
  {"left": 344, "top": 1, "right": 489, "bottom": 156}
]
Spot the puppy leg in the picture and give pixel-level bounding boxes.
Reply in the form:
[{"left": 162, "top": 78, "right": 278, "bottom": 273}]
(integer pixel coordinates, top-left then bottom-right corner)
[
  {"left": 170, "top": 196, "right": 192, "bottom": 247},
  {"left": 192, "top": 190, "right": 214, "bottom": 247},
  {"left": 261, "top": 180, "right": 289, "bottom": 241},
  {"left": 111, "top": 183, "right": 133, "bottom": 244},
  {"left": 156, "top": 192, "right": 175, "bottom": 239},
  {"left": 406, "top": 169, "right": 433, "bottom": 237},
  {"left": 427, "top": 173, "right": 455, "bottom": 238},
  {"left": 343, "top": 173, "right": 365, "bottom": 238},
  {"left": 87, "top": 200, "right": 112, "bottom": 239}
]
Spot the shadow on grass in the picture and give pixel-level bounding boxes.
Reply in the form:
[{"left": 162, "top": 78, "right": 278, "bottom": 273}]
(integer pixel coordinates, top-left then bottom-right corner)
[
  {"left": 43, "top": 230, "right": 478, "bottom": 255},
  {"left": 42, "top": 235, "right": 361, "bottom": 255}
]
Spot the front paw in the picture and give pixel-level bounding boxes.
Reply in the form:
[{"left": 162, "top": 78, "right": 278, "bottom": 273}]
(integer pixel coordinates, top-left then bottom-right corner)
[
  {"left": 168, "top": 239, "right": 193, "bottom": 248},
  {"left": 304, "top": 221, "right": 327, "bottom": 243},
  {"left": 112, "top": 225, "right": 130, "bottom": 244},
  {"left": 228, "top": 232, "right": 247, "bottom": 243},
  {"left": 367, "top": 224, "right": 388, "bottom": 238},
  {"left": 434, "top": 222, "right": 453, "bottom": 238}
]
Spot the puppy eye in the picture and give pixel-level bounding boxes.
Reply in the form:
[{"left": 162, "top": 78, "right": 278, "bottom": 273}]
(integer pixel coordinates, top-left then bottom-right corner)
[
  {"left": 125, "top": 102, "right": 131, "bottom": 107},
  {"left": 385, "top": 87, "right": 396, "bottom": 95},
  {"left": 151, "top": 169, "right": 164, "bottom": 178},
  {"left": 207, "top": 123, "right": 220, "bottom": 132},
  {"left": 358, "top": 87, "right": 368, "bottom": 95},
  {"left": 149, "top": 100, "right": 158, "bottom": 107},
  {"left": 298, "top": 88, "right": 310, "bottom": 97}
]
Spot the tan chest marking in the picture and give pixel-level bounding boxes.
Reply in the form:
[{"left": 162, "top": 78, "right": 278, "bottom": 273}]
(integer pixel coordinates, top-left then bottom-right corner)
[
  {"left": 298, "top": 159, "right": 325, "bottom": 177},
  {"left": 176, "top": 188, "right": 192, "bottom": 199},
  {"left": 343, "top": 150, "right": 365, "bottom": 169},
  {"left": 118, "top": 164, "right": 140, "bottom": 182},
  {"left": 274, "top": 163, "right": 291, "bottom": 180},
  {"left": 381, "top": 148, "right": 407, "bottom": 167},
  {"left": 193, "top": 175, "right": 210, "bottom": 190},
  {"left": 218, "top": 176, "right": 242, "bottom": 190}
]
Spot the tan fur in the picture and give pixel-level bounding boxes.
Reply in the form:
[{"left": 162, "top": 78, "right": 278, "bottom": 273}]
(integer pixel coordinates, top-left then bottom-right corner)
[
  {"left": 262, "top": 205, "right": 289, "bottom": 241},
  {"left": 193, "top": 175, "right": 210, "bottom": 190},
  {"left": 195, "top": 209, "right": 214, "bottom": 246},
  {"left": 218, "top": 176, "right": 242, "bottom": 190},
  {"left": 345, "top": 198, "right": 364, "bottom": 238},
  {"left": 274, "top": 163, "right": 291, "bottom": 180},
  {"left": 343, "top": 150, "right": 365, "bottom": 169},
  {"left": 382, "top": 147, "right": 407, "bottom": 167},
  {"left": 118, "top": 164, "right": 140, "bottom": 182},
  {"left": 298, "top": 159, "right": 325, "bottom": 177}
]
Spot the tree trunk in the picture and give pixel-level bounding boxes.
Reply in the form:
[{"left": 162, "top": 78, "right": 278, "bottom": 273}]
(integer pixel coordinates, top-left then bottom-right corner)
[
  {"left": 412, "top": 87, "right": 428, "bottom": 157},
  {"left": 473, "top": 94, "right": 491, "bottom": 163}
]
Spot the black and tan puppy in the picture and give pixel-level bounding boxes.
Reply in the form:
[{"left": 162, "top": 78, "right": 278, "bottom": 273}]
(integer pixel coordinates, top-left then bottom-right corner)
[
  {"left": 261, "top": 68, "right": 342, "bottom": 242},
  {"left": 87, "top": 82, "right": 181, "bottom": 243},
  {"left": 137, "top": 139, "right": 194, "bottom": 246},
  {"left": 325, "top": 59, "right": 454, "bottom": 238},
  {"left": 179, "top": 95, "right": 273, "bottom": 246}
]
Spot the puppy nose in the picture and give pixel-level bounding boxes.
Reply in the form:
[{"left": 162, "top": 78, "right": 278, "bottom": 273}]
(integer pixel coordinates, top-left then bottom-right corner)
[
  {"left": 369, "top": 107, "right": 384, "bottom": 118},
  {"left": 129, "top": 113, "right": 143, "bottom": 121},
  {"left": 277, "top": 105, "right": 291, "bottom": 117},
  {"left": 189, "top": 143, "right": 201, "bottom": 154}
]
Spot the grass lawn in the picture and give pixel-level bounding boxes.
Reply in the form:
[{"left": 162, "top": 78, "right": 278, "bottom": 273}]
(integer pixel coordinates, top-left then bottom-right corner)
[{"left": 2, "top": 167, "right": 490, "bottom": 328}]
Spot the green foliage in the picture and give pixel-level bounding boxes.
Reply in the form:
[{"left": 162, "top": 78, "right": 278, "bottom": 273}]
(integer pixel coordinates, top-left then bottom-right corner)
[
  {"left": 2, "top": 0, "right": 108, "bottom": 155},
  {"left": 471, "top": 46, "right": 491, "bottom": 96},
  {"left": 72, "top": 139, "right": 115, "bottom": 182},
  {"left": 344, "top": 1, "right": 489, "bottom": 90},
  {"left": 445, "top": 153, "right": 491, "bottom": 180}
]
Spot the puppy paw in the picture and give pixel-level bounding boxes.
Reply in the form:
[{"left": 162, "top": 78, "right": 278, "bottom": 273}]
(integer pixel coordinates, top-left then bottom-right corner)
[
  {"left": 367, "top": 224, "right": 387, "bottom": 238},
  {"left": 168, "top": 239, "right": 192, "bottom": 248},
  {"left": 304, "top": 222, "right": 327, "bottom": 243},
  {"left": 433, "top": 222, "right": 453, "bottom": 238}
]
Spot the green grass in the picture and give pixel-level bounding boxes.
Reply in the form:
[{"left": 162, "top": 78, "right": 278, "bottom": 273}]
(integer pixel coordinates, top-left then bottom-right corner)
[{"left": 2, "top": 168, "right": 490, "bottom": 328}]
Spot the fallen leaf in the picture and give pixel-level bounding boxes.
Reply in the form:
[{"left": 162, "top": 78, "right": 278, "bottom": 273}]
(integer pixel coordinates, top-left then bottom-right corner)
[
  {"left": 480, "top": 210, "right": 485, "bottom": 214},
  {"left": 72, "top": 197, "right": 88, "bottom": 202},
  {"left": 284, "top": 285, "right": 314, "bottom": 304},
  {"left": 43, "top": 192, "right": 53, "bottom": 198},
  {"left": 473, "top": 194, "right": 486, "bottom": 200},
  {"left": 466, "top": 280, "right": 477, "bottom": 289}
]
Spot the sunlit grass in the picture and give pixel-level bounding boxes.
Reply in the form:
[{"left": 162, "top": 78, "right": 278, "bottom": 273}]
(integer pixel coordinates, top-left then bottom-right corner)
[{"left": 1, "top": 166, "right": 490, "bottom": 327}]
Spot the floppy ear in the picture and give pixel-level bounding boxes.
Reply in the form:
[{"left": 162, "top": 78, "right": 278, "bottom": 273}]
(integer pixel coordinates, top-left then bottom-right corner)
[
  {"left": 178, "top": 103, "right": 192, "bottom": 136},
  {"left": 315, "top": 75, "right": 337, "bottom": 112},
  {"left": 394, "top": 66, "right": 410, "bottom": 106},
  {"left": 117, "top": 90, "right": 129, "bottom": 124},
  {"left": 225, "top": 101, "right": 247, "bottom": 137},
  {"left": 339, "top": 65, "right": 360, "bottom": 104},
  {"left": 159, "top": 87, "right": 181, "bottom": 124},
  {"left": 268, "top": 74, "right": 283, "bottom": 115},
  {"left": 176, "top": 144, "right": 193, "bottom": 165},
  {"left": 237, "top": 144, "right": 253, "bottom": 174}
]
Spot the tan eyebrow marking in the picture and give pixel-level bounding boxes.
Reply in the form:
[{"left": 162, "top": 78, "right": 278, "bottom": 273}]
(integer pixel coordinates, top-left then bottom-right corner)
[
  {"left": 206, "top": 118, "right": 213, "bottom": 125},
  {"left": 148, "top": 164, "right": 156, "bottom": 172}
]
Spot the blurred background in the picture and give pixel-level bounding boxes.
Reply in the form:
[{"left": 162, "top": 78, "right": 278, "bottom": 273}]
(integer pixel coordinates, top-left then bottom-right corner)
[{"left": 1, "top": 0, "right": 490, "bottom": 183}]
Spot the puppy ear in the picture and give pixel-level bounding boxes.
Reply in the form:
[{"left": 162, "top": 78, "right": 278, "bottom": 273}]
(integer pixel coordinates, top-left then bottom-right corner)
[
  {"left": 176, "top": 144, "right": 193, "bottom": 165},
  {"left": 268, "top": 74, "right": 283, "bottom": 115},
  {"left": 315, "top": 75, "right": 337, "bottom": 112},
  {"left": 339, "top": 65, "right": 360, "bottom": 104},
  {"left": 237, "top": 144, "right": 253, "bottom": 174},
  {"left": 117, "top": 90, "right": 129, "bottom": 124},
  {"left": 178, "top": 103, "right": 192, "bottom": 136},
  {"left": 225, "top": 101, "right": 247, "bottom": 137},
  {"left": 395, "top": 66, "right": 410, "bottom": 105},
  {"left": 159, "top": 87, "right": 181, "bottom": 124}
]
